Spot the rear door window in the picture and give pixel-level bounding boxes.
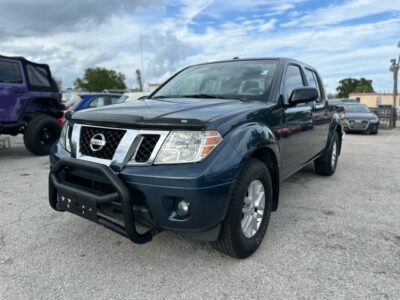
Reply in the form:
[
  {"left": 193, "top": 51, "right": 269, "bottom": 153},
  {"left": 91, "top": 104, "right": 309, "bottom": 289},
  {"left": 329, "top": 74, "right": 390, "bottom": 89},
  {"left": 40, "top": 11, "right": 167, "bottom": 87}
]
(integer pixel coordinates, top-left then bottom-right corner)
[
  {"left": 305, "top": 69, "right": 322, "bottom": 102},
  {"left": 110, "top": 96, "right": 121, "bottom": 104},
  {"left": 89, "top": 96, "right": 110, "bottom": 108},
  {"left": 0, "top": 61, "right": 23, "bottom": 84},
  {"left": 26, "top": 64, "right": 51, "bottom": 87}
]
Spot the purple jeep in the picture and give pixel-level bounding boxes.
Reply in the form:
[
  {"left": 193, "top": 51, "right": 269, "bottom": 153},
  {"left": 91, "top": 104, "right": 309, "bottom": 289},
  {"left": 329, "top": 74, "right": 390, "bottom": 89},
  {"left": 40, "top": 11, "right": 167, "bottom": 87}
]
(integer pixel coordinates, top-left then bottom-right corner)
[{"left": 0, "top": 55, "right": 64, "bottom": 155}]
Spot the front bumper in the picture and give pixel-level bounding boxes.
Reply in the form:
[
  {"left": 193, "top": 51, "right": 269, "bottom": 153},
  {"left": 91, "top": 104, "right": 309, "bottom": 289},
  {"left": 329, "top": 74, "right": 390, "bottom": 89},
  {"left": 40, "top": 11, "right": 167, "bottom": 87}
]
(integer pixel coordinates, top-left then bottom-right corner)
[
  {"left": 49, "top": 158, "right": 153, "bottom": 244},
  {"left": 344, "top": 120, "right": 379, "bottom": 132},
  {"left": 49, "top": 142, "right": 241, "bottom": 243}
]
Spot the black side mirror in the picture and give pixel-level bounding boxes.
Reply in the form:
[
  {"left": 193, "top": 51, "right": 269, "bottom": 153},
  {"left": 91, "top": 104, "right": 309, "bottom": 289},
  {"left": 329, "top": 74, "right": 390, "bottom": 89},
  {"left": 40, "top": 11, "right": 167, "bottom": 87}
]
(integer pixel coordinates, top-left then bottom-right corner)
[
  {"left": 64, "top": 110, "right": 73, "bottom": 121},
  {"left": 289, "top": 87, "right": 318, "bottom": 105}
]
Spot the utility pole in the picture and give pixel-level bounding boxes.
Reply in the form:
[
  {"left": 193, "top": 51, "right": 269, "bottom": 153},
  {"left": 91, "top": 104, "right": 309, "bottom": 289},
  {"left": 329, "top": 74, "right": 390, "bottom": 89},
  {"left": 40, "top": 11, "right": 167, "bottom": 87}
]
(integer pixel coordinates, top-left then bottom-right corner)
[
  {"left": 389, "top": 41, "right": 400, "bottom": 128},
  {"left": 136, "top": 69, "right": 143, "bottom": 92},
  {"left": 140, "top": 26, "right": 144, "bottom": 91}
]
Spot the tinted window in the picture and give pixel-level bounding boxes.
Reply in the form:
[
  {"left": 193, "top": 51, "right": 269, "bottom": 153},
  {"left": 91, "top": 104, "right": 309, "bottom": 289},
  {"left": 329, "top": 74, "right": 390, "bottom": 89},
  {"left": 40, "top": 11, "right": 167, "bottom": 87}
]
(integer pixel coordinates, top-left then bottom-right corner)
[
  {"left": 305, "top": 69, "right": 321, "bottom": 102},
  {"left": 0, "top": 61, "right": 22, "bottom": 83},
  {"left": 284, "top": 65, "right": 304, "bottom": 99},
  {"left": 26, "top": 64, "right": 51, "bottom": 87},
  {"left": 89, "top": 96, "right": 109, "bottom": 108},
  {"left": 153, "top": 60, "right": 278, "bottom": 101}
]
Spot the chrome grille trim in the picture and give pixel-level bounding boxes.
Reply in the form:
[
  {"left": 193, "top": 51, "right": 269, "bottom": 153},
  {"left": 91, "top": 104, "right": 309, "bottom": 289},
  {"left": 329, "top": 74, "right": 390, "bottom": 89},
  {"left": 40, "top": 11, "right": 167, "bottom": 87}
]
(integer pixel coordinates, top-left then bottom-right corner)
[{"left": 70, "top": 124, "right": 169, "bottom": 167}]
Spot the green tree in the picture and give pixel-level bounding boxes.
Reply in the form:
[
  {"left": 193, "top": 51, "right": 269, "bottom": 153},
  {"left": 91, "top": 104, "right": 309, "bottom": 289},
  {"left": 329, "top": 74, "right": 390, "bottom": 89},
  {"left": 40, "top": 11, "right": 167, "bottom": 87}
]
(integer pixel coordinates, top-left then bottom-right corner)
[
  {"left": 336, "top": 78, "right": 374, "bottom": 98},
  {"left": 74, "top": 67, "right": 126, "bottom": 92}
]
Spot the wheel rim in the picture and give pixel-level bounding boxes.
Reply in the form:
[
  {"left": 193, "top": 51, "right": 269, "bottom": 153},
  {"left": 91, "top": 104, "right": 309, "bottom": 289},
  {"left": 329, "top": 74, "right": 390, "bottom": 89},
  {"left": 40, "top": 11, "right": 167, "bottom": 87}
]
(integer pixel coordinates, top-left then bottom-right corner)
[
  {"left": 40, "top": 127, "right": 55, "bottom": 146},
  {"left": 331, "top": 141, "right": 337, "bottom": 168},
  {"left": 241, "top": 179, "right": 265, "bottom": 238}
]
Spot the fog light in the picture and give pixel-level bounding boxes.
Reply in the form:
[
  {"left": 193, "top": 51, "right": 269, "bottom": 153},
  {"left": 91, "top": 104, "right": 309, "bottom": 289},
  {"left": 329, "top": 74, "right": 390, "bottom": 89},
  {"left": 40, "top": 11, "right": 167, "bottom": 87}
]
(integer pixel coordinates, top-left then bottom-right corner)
[{"left": 177, "top": 200, "right": 190, "bottom": 216}]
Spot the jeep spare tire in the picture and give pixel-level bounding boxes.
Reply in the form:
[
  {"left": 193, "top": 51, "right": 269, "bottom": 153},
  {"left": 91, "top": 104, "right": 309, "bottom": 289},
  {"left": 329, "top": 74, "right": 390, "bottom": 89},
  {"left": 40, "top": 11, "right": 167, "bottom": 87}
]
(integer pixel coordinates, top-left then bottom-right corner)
[{"left": 24, "top": 114, "right": 61, "bottom": 156}]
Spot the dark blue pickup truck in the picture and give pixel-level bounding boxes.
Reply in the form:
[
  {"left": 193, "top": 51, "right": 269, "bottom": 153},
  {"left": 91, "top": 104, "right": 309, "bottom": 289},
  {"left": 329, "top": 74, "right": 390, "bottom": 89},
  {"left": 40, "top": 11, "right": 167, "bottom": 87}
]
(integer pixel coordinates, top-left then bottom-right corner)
[{"left": 49, "top": 58, "right": 343, "bottom": 258}]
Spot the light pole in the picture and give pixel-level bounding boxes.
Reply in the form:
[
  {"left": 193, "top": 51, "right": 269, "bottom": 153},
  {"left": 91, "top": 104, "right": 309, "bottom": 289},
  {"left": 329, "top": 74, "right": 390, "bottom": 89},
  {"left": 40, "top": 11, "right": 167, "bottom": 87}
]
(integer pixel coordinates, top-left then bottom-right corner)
[{"left": 389, "top": 41, "right": 400, "bottom": 128}]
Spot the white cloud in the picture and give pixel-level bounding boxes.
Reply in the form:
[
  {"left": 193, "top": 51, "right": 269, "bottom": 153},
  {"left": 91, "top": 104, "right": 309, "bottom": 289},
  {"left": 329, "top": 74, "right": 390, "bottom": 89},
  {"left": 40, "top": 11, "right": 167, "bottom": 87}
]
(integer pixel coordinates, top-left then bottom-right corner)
[
  {"left": 1, "top": 0, "right": 399, "bottom": 93},
  {"left": 179, "top": 0, "right": 214, "bottom": 22},
  {"left": 282, "top": 0, "right": 400, "bottom": 27}
]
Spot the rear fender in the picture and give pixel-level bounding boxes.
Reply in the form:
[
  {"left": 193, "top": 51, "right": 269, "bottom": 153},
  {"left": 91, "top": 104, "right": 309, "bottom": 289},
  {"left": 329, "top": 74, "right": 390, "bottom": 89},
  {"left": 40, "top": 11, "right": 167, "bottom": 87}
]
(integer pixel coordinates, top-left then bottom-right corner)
[{"left": 22, "top": 97, "right": 64, "bottom": 120}]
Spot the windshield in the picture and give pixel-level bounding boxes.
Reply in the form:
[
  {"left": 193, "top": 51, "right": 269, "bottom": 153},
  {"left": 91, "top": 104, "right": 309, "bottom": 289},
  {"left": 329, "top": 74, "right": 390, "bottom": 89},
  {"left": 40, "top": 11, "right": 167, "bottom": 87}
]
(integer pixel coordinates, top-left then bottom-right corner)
[
  {"left": 152, "top": 60, "right": 278, "bottom": 101},
  {"left": 345, "top": 105, "right": 370, "bottom": 113}
]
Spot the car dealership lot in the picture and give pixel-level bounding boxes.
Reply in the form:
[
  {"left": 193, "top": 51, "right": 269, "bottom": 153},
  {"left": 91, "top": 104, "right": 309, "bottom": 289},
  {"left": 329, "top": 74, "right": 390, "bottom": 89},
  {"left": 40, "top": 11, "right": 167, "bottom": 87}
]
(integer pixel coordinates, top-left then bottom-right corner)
[{"left": 1, "top": 131, "right": 399, "bottom": 299}]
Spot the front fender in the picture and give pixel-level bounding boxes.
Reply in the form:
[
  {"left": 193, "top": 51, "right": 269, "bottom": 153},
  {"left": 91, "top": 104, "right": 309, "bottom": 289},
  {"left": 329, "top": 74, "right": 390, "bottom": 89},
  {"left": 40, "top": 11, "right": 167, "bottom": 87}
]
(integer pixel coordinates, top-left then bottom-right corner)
[
  {"left": 226, "top": 122, "right": 280, "bottom": 167},
  {"left": 326, "top": 112, "right": 343, "bottom": 154}
]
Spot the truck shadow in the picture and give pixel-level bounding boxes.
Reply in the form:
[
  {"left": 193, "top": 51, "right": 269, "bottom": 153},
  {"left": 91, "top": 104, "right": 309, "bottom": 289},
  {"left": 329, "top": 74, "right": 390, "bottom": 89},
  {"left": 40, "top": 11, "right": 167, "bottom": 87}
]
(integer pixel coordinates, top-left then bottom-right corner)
[{"left": 0, "top": 136, "right": 34, "bottom": 159}]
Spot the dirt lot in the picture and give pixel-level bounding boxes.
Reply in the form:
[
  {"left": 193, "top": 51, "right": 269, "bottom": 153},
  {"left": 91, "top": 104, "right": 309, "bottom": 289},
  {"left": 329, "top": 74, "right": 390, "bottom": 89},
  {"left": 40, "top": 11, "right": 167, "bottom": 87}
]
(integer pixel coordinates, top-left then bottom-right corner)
[{"left": 0, "top": 131, "right": 399, "bottom": 299}]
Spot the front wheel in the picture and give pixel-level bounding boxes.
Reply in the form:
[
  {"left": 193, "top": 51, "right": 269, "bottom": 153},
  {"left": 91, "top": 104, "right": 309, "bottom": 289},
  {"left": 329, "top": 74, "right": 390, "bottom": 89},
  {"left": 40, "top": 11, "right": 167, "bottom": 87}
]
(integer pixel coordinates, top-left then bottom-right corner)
[
  {"left": 212, "top": 159, "right": 273, "bottom": 258},
  {"left": 23, "top": 114, "right": 61, "bottom": 156}
]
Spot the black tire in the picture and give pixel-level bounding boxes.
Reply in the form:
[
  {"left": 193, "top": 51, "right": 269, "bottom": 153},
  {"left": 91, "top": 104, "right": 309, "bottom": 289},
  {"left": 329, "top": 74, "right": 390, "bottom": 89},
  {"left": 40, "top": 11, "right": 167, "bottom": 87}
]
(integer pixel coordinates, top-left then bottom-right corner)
[
  {"left": 212, "top": 159, "right": 273, "bottom": 258},
  {"left": 23, "top": 114, "right": 61, "bottom": 156},
  {"left": 370, "top": 129, "right": 378, "bottom": 135},
  {"left": 314, "top": 132, "right": 339, "bottom": 176}
]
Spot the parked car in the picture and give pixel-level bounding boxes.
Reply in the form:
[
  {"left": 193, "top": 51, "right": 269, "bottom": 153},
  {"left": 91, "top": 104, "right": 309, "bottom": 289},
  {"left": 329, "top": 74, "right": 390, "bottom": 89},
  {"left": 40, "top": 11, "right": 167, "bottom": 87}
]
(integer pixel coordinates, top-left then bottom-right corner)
[
  {"left": 343, "top": 104, "right": 379, "bottom": 134},
  {"left": 49, "top": 58, "right": 343, "bottom": 258},
  {"left": 63, "top": 96, "right": 83, "bottom": 111},
  {"left": 72, "top": 93, "right": 122, "bottom": 112},
  {"left": 0, "top": 55, "right": 63, "bottom": 155},
  {"left": 117, "top": 92, "right": 148, "bottom": 103}
]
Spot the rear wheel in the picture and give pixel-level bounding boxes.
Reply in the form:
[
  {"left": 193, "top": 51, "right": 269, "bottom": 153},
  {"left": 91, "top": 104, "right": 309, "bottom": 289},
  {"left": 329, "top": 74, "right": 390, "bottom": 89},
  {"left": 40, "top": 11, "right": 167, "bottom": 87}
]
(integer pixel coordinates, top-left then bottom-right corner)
[
  {"left": 212, "top": 159, "right": 272, "bottom": 258},
  {"left": 314, "top": 132, "right": 339, "bottom": 176},
  {"left": 23, "top": 114, "right": 61, "bottom": 156}
]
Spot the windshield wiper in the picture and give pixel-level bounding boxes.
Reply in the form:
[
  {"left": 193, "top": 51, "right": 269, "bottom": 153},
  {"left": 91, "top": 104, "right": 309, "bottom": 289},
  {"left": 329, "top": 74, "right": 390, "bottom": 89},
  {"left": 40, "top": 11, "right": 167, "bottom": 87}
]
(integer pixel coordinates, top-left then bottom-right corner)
[
  {"left": 181, "top": 94, "right": 246, "bottom": 101},
  {"left": 151, "top": 95, "right": 179, "bottom": 99}
]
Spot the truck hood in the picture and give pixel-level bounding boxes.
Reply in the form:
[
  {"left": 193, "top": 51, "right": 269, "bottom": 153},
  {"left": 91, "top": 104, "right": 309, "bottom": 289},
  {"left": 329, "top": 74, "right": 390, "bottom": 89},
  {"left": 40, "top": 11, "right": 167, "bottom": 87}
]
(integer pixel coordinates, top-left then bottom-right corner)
[{"left": 71, "top": 98, "right": 265, "bottom": 130}]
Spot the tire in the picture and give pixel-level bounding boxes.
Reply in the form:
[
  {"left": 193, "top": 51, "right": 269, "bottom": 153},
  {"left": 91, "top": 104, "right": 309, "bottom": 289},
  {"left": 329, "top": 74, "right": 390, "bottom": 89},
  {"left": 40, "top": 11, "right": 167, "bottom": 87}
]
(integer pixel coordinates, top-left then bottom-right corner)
[
  {"left": 23, "top": 114, "right": 61, "bottom": 156},
  {"left": 370, "top": 129, "right": 378, "bottom": 135},
  {"left": 212, "top": 158, "right": 273, "bottom": 258},
  {"left": 314, "top": 131, "right": 339, "bottom": 176}
]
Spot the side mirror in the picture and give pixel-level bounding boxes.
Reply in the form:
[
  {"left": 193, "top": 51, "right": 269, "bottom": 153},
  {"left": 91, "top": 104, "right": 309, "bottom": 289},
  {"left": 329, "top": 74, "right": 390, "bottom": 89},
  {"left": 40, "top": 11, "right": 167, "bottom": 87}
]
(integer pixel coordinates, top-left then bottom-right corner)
[{"left": 289, "top": 87, "right": 318, "bottom": 105}]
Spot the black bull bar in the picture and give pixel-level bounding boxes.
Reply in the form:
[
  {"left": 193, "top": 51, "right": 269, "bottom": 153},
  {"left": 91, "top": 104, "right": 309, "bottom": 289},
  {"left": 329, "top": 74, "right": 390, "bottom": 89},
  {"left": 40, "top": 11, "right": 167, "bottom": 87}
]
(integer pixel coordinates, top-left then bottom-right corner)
[{"left": 49, "top": 158, "right": 152, "bottom": 244}]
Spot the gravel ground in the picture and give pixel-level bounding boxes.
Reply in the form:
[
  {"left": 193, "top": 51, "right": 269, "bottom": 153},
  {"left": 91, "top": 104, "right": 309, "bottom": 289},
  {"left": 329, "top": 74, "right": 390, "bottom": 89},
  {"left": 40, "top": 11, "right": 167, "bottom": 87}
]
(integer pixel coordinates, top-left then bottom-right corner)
[{"left": 0, "top": 131, "right": 399, "bottom": 299}]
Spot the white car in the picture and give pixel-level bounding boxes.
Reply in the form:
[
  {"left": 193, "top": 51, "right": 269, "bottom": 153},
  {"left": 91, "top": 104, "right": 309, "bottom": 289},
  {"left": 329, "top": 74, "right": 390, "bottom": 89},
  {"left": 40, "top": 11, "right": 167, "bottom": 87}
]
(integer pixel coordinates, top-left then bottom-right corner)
[{"left": 117, "top": 92, "right": 148, "bottom": 103}]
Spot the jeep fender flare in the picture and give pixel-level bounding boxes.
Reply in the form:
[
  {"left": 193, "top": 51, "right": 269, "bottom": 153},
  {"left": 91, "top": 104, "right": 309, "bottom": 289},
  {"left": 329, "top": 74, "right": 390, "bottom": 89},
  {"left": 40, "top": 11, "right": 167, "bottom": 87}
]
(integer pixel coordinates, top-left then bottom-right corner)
[{"left": 21, "top": 97, "right": 64, "bottom": 121}]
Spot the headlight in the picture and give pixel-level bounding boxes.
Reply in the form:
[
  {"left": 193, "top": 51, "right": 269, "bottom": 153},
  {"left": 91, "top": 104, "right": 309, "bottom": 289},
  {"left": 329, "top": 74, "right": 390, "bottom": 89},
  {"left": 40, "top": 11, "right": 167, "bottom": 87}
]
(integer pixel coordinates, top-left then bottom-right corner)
[
  {"left": 370, "top": 116, "right": 379, "bottom": 123},
  {"left": 154, "top": 131, "right": 223, "bottom": 164},
  {"left": 59, "top": 121, "right": 72, "bottom": 152}
]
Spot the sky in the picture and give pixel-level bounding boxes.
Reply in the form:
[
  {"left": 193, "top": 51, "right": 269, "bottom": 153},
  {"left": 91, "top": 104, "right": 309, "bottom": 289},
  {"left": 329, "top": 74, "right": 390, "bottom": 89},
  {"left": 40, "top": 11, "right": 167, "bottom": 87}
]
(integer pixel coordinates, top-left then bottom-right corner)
[{"left": 1, "top": 0, "right": 400, "bottom": 94}]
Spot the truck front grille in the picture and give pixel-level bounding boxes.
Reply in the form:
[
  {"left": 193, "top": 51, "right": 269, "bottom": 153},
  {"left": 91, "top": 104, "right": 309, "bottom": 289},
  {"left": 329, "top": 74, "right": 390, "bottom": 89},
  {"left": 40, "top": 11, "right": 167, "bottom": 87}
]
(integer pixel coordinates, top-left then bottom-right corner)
[
  {"left": 134, "top": 135, "right": 161, "bottom": 163},
  {"left": 80, "top": 126, "right": 126, "bottom": 160}
]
